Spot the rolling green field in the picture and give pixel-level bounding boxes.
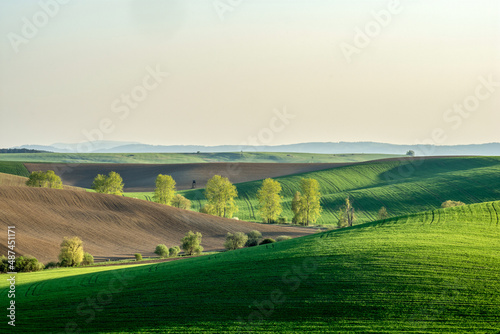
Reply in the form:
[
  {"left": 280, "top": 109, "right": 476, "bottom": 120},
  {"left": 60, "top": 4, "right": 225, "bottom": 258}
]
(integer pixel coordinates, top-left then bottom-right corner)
[
  {"left": 0, "top": 152, "right": 399, "bottom": 164},
  {"left": 125, "top": 157, "right": 500, "bottom": 225},
  {"left": 2, "top": 201, "right": 499, "bottom": 333},
  {"left": 0, "top": 161, "right": 29, "bottom": 177}
]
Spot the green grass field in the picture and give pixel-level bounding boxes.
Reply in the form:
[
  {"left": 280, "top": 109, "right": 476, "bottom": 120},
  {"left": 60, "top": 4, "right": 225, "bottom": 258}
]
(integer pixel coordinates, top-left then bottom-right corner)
[
  {"left": 125, "top": 157, "right": 500, "bottom": 225},
  {"left": 0, "top": 152, "right": 399, "bottom": 164},
  {"left": 0, "top": 161, "right": 29, "bottom": 177},
  {"left": 2, "top": 200, "right": 499, "bottom": 333}
]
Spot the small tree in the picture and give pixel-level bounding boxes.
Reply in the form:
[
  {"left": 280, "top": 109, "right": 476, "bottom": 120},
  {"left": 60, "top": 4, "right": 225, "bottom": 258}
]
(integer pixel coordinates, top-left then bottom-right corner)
[
  {"left": 442, "top": 200, "right": 466, "bottom": 208},
  {"left": 298, "top": 178, "right": 322, "bottom": 226},
  {"left": 153, "top": 174, "right": 176, "bottom": 205},
  {"left": 91, "top": 171, "right": 124, "bottom": 195},
  {"left": 205, "top": 175, "right": 238, "bottom": 218},
  {"left": 291, "top": 191, "right": 303, "bottom": 224},
  {"left": 26, "top": 170, "right": 63, "bottom": 189},
  {"left": 245, "top": 230, "right": 262, "bottom": 247},
  {"left": 257, "top": 178, "right": 283, "bottom": 223},
  {"left": 276, "top": 235, "right": 292, "bottom": 242},
  {"left": 378, "top": 207, "right": 389, "bottom": 220},
  {"left": 224, "top": 232, "right": 248, "bottom": 250},
  {"left": 59, "top": 237, "right": 84, "bottom": 267},
  {"left": 406, "top": 150, "right": 416, "bottom": 157},
  {"left": 338, "top": 197, "right": 356, "bottom": 228},
  {"left": 82, "top": 252, "right": 94, "bottom": 266},
  {"left": 154, "top": 244, "right": 169, "bottom": 258},
  {"left": 171, "top": 194, "right": 191, "bottom": 210},
  {"left": 181, "top": 231, "right": 203, "bottom": 255},
  {"left": 169, "top": 246, "right": 181, "bottom": 257},
  {"left": 259, "top": 238, "right": 275, "bottom": 245},
  {"left": 134, "top": 253, "right": 142, "bottom": 261}
]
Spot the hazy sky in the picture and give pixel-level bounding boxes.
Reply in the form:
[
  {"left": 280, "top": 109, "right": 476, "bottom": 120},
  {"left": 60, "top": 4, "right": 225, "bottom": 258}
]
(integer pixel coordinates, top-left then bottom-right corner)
[{"left": 1, "top": 0, "right": 499, "bottom": 148}]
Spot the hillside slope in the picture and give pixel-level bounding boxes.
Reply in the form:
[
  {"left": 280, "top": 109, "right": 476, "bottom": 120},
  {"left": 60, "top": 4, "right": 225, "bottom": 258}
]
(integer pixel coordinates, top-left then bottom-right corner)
[
  {"left": 2, "top": 201, "right": 499, "bottom": 333},
  {"left": 0, "top": 187, "right": 314, "bottom": 262},
  {"left": 179, "top": 156, "right": 500, "bottom": 224}
]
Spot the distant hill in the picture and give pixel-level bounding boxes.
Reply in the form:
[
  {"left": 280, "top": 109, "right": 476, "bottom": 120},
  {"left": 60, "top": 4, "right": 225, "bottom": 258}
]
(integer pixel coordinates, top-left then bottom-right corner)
[{"left": 13, "top": 141, "right": 500, "bottom": 155}]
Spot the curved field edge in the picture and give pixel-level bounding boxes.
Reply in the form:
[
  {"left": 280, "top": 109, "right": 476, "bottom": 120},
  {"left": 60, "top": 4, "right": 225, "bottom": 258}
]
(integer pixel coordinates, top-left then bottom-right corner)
[
  {"left": 1, "top": 201, "right": 499, "bottom": 333},
  {"left": 0, "top": 161, "right": 29, "bottom": 177},
  {"left": 174, "top": 156, "right": 500, "bottom": 224}
]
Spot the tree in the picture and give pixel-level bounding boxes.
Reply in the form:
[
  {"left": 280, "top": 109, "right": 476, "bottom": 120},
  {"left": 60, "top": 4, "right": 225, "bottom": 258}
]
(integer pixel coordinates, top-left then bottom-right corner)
[
  {"left": 82, "top": 252, "right": 94, "bottom": 266},
  {"left": 204, "top": 175, "right": 238, "bottom": 218},
  {"left": 406, "top": 150, "right": 416, "bottom": 157},
  {"left": 338, "top": 197, "right": 356, "bottom": 228},
  {"left": 153, "top": 174, "right": 176, "bottom": 205},
  {"left": 298, "top": 178, "right": 322, "bottom": 226},
  {"left": 224, "top": 232, "right": 248, "bottom": 250},
  {"left": 169, "top": 246, "right": 181, "bottom": 257},
  {"left": 378, "top": 207, "right": 389, "bottom": 220},
  {"left": 59, "top": 237, "right": 84, "bottom": 267},
  {"left": 442, "top": 200, "right": 466, "bottom": 208},
  {"left": 181, "top": 231, "right": 203, "bottom": 255},
  {"left": 91, "top": 171, "right": 124, "bottom": 195},
  {"left": 257, "top": 178, "right": 283, "bottom": 223},
  {"left": 171, "top": 194, "right": 191, "bottom": 210},
  {"left": 291, "top": 191, "right": 303, "bottom": 224},
  {"left": 154, "top": 244, "right": 169, "bottom": 258},
  {"left": 245, "top": 230, "right": 262, "bottom": 247},
  {"left": 26, "top": 170, "right": 63, "bottom": 189}
]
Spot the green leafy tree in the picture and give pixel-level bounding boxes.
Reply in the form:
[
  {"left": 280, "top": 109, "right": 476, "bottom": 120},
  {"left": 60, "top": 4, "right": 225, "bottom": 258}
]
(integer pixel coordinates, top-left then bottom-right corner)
[
  {"left": 154, "top": 244, "right": 169, "bottom": 258},
  {"left": 91, "top": 172, "right": 124, "bottom": 195},
  {"left": 181, "top": 231, "right": 203, "bottom": 255},
  {"left": 338, "top": 197, "right": 356, "bottom": 228},
  {"left": 26, "top": 170, "right": 63, "bottom": 189},
  {"left": 153, "top": 174, "right": 176, "bottom": 205},
  {"left": 169, "top": 246, "right": 181, "bottom": 257},
  {"left": 291, "top": 191, "right": 304, "bottom": 225},
  {"left": 58, "top": 237, "right": 84, "bottom": 267},
  {"left": 245, "top": 230, "right": 262, "bottom": 247},
  {"left": 82, "top": 252, "right": 94, "bottom": 266},
  {"left": 204, "top": 175, "right": 238, "bottom": 218},
  {"left": 378, "top": 207, "right": 389, "bottom": 220},
  {"left": 257, "top": 178, "right": 283, "bottom": 223},
  {"left": 224, "top": 232, "right": 248, "bottom": 250},
  {"left": 406, "top": 150, "right": 416, "bottom": 157},
  {"left": 298, "top": 178, "right": 322, "bottom": 226},
  {"left": 171, "top": 194, "right": 191, "bottom": 210}
]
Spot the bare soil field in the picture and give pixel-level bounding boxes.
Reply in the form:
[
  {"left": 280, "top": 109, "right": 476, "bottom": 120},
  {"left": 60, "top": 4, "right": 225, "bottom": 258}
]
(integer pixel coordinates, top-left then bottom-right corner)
[
  {"left": 0, "top": 186, "right": 315, "bottom": 263},
  {"left": 24, "top": 162, "right": 348, "bottom": 191}
]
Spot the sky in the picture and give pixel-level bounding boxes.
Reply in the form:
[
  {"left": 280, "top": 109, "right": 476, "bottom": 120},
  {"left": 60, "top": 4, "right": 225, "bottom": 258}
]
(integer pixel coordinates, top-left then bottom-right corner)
[{"left": 0, "top": 0, "right": 499, "bottom": 148}]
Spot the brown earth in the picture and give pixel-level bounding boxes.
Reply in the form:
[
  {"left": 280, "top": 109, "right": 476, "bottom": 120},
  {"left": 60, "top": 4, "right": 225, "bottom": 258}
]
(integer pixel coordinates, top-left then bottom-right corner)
[
  {"left": 24, "top": 162, "right": 349, "bottom": 191},
  {"left": 0, "top": 186, "right": 315, "bottom": 263}
]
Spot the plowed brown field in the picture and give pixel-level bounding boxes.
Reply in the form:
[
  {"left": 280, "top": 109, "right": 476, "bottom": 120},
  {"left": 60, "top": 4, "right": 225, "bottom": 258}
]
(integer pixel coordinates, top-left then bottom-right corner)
[
  {"left": 24, "top": 162, "right": 347, "bottom": 191},
  {"left": 0, "top": 187, "right": 315, "bottom": 263}
]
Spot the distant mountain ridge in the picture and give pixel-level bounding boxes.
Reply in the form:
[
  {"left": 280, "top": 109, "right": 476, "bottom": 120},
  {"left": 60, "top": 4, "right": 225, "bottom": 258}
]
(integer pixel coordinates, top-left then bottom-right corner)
[{"left": 12, "top": 141, "right": 500, "bottom": 156}]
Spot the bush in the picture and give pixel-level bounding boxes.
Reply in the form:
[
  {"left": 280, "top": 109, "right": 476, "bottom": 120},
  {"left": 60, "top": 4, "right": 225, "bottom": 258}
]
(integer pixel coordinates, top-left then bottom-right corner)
[
  {"left": 82, "top": 252, "right": 94, "bottom": 266},
  {"left": 134, "top": 253, "right": 142, "bottom": 261},
  {"left": 0, "top": 256, "right": 9, "bottom": 273},
  {"left": 378, "top": 207, "right": 389, "bottom": 220},
  {"left": 181, "top": 231, "right": 203, "bottom": 255},
  {"left": 169, "top": 246, "right": 180, "bottom": 257},
  {"left": 245, "top": 230, "right": 262, "bottom": 247},
  {"left": 59, "top": 237, "right": 84, "bottom": 267},
  {"left": 154, "top": 244, "right": 169, "bottom": 258},
  {"left": 275, "top": 235, "right": 292, "bottom": 242},
  {"left": 14, "top": 256, "right": 44, "bottom": 272},
  {"left": 259, "top": 238, "right": 275, "bottom": 245},
  {"left": 224, "top": 232, "right": 248, "bottom": 251},
  {"left": 442, "top": 200, "right": 466, "bottom": 208},
  {"left": 45, "top": 261, "right": 59, "bottom": 270}
]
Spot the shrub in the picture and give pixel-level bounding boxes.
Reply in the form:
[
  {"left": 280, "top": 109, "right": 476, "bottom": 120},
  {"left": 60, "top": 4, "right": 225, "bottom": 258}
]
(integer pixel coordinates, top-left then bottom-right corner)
[
  {"left": 224, "top": 232, "right": 248, "bottom": 250},
  {"left": 259, "top": 238, "right": 276, "bottom": 245},
  {"left": 245, "top": 230, "right": 262, "bottom": 247},
  {"left": 181, "top": 231, "right": 203, "bottom": 255},
  {"left": 45, "top": 261, "right": 59, "bottom": 270},
  {"left": 0, "top": 255, "right": 9, "bottom": 273},
  {"left": 442, "top": 200, "right": 466, "bottom": 208},
  {"left": 59, "top": 237, "right": 84, "bottom": 267},
  {"left": 155, "top": 244, "right": 169, "bottom": 258},
  {"left": 82, "top": 252, "right": 94, "bottom": 266},
  {"left": 275, "top": 235, "right": 292, "bottom": 242},
  {"left": 169, "top": 246, "right": 180, "bottom": 257},
  {"left": 15, "top": 256, "right": 44, "bottom": 272},
  {"left": 134, "top": 253, "right": 142, "bottom": 261}
]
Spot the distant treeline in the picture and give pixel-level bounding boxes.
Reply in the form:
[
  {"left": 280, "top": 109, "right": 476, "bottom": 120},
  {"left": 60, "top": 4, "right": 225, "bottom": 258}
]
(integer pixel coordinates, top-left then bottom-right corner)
[{"left": 0, "top": 148, "right": 50, "bottom": 153}]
